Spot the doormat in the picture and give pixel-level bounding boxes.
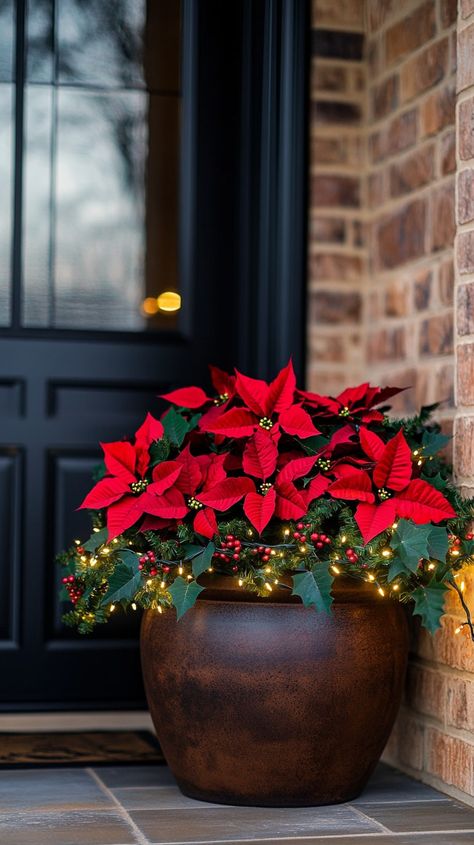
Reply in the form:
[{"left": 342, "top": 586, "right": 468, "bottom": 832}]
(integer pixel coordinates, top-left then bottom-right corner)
[{"left": 0, "top": 730, "right": 165, "bottom": 767}]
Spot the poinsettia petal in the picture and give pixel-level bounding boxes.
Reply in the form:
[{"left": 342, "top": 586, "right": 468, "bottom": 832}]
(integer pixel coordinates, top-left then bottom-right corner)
[
  {"left": 106, "top": 495, "right": 145, "bottom": 540},
  {"left": 201, "top": 407, "right": 256, "bottom": 438},
  {"left": 193, "top": 507, "right": 218, "bottom": 539},
  {"left": 209, "top": 365, "right": 235, "bottom": 397},
  {"left": 143, "top": 487, "right": 188, "bottom": 519},
  {"left": 174, "top": 444, "right": 203, "bottom": 494},
  {"left": 278, "top": 455, "right": 317, "bottom": 484},
  {"left": 234, "top": 370, "right": 269, "bottom": 416},
  {"left": 328, "top": 470, "right": 375, "bottom": 503},
  {"left": 149, "top": 461, "right": 183, "bottom": 495},
  {"left": 242, "top": 430, "right": 278, "bottom": 479},
  {"left": 278, "top": 404, "right": 321, "bottom": 439},
  {"left": 360, "top": 409, "right": 384, "bottom": 423},
  {"left": 140, "top": 515, "right": 175, "bottom": 531},
  {"left": 372, "top": 385, "right": 405, "bottom": 406},
  {"left": 302, "top": 475, "right": 330, "bottom": 507},
  {"left": 396, "top": 479, "right": 457, "bottom": 523},
  {"left": 201, "top": 453, "right": 227, "bottom": 490},
  {"left": 101, "top": 441, "right": 136, "bottom": 483},
  {"left": 355, "top": 501, "right": 397, "bottom": 544},
  {"left": 135, "top": 413, "right": 164, "bottom": 449},
  {"left": 79, "top": 477, "right": 129, "bottom": 510},
  {"left": 297, "top": 389, "right": 340, "bottom": 414},
  {"left": 337, "top": 383, "right": 370, "bottom": 407},
  {"left": 373, "top": 429, "right": 412, "bottom": 492},
  {"left": 265, "top": 360, "right": 296, "bottom": 415},
  {"left": 160, "top": 386, "right": 209, "bottom": 408},
  {"left": 198, "top": 477, "right": 255, "bottom": 511},
  {"left": 274, "top": 481, "right": 307, "bottom": 520},
  {"left": 359, "top": 427, "right": 385, "bottom": 461},
  {"left": 243, "top": 488, "right": 276, "bottom": 534}
]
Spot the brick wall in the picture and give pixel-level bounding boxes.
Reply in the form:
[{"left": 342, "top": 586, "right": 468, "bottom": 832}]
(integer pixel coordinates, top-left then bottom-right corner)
[{"left": 308, "top": 0, "right": 474, "bottom": 804}]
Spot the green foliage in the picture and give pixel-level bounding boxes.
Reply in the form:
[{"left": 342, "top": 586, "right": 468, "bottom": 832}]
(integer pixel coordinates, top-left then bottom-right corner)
[
  {"left": 188, "top": 543, "right": 216, "bottom": 578},
  {"left": 162, "top": 408, "right": 189, "bottom": 447},
  {"left": 168, "top": 577, "right": 205, "bottom": 620},
  {"left": 291, "top": 566, "right": 334, "bottom": 614},
  {"left": 83, "top": 527, "right": 108, "bottom": 552},
  {"left": 149, "top": 436, "right": 171, "bottom": 465},
  {"left": 389, "top": 521, "right": 448, "bottom": 581},
  {"left": 422, "top": 430, "right": 451, "bottom": 456},
  {"left": 101, "top": 563, "right": 142, "bottom": 606},
  {"left": 412, "top": 579, "right": 447, "bottom": 634}
]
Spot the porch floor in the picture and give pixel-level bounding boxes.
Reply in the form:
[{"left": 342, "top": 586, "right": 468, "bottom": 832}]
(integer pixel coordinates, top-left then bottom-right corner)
[{"left": 1, "top": 762, "right": 474, "bottom": 844}]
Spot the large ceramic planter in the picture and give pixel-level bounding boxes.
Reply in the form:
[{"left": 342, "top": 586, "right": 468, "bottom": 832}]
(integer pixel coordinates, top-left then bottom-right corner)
[{"left": 141, "top": 576, "right": 408, "bottom": 807}]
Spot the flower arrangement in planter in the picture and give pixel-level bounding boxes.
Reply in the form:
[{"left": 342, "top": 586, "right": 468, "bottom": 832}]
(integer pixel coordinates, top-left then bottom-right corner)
[
  {"left": 60, "top": 361, "right": 473, "bottom": 638},
  {"left": 58, "top": 361, "right": 474, "bottom": 806}
]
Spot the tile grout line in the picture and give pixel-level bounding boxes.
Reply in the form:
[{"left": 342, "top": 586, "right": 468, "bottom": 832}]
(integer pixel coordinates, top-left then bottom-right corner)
[
  {"left": 346, "top": 803, "right": 392, "bottom": 835},
  {"left": 87, "top": 767, "right": 150, "bottom": 845},
  {"left": 123, "top": 830, "right": 474, "bottom": 845}
]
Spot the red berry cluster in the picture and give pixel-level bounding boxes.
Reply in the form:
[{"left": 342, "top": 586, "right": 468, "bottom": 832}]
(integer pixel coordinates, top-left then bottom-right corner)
[
  {"left": 310, "top": 531, "right": 331, "bottom": 550},
  {"left": 138, "top": 550, "right": 158, "bottom": 576},
  {"left": 214, "top": 534, "right": 242, "bottom": 566},
  {"left": 250, "top": 545, "right": 273, "bottom": 563},
  {"left": 449, "top": 535, "right": 461, "bottom": 548},
  {"left": 62, "top": 574, "right": 83, "bottom": 605},
  {"left": 466, "top": 532, "right": 474, "bottom": 540},
  {"left": 344, "top": 547, "right": 358, "bottom": 563}
]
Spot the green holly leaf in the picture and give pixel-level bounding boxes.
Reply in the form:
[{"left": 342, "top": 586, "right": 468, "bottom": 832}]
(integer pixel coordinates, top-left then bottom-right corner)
[
  {"left": 83, "top": 527, "right": 109, "bottom": 552},
  {"left": 387, "top": 557, "right": 408, "bottom": 582},
  {"left": 168, "top": 576, "right": 205, "bottom": 620},
  {"left": 182, "top": 543, "right": 206, "bottom": 559},
  {"left": 412, "top": 579, "right": 447, "bottom": 634},
  {"left": 422, "top": 430, "right": 451, "bottom": 457},
  {"left": 101, "top": 563, "right": 142, "bottom": 606},
  {"left": 191, "top": 543, "right": 215, "bottom": 578},
  {"left": 424, "top": 471, "right": 449, "bottom": 492},
  {"left": 116, "top": 549, "right": 141, "bottom": 571},
  {"left": 291, "top": 566, "right": 334, "bottom": 614},
  {"left": 299, "top": 435, "right": 330, "bottom": 456},
  {"left": 162, "top": 408, "right": 189, "bottom": 447},
  {"left": 390, "top": 519, "right": 431, "bottom": 572},
  {"left": 426, "top": 526, "right": 449, "bottom": 563}
]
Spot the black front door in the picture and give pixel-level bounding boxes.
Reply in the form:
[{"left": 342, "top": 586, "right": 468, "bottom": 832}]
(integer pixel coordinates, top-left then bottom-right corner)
[{"left": 0, "top": 0, "right": 309, "bottom": 709}]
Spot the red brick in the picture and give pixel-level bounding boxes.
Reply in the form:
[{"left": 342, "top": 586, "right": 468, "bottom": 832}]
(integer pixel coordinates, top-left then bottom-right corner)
[
  {"left": 458, "top": 282, "right": 474, "bottom": 334},
  {"left": 389, "top": 145, "right": 435, "bottom": 198},
  {"left": 420, "top": 84, "right": 455, "bottom": 137},
  {"left": 431, "top": 182, "right": 455, "bottom": 252},
  {"left": 313, "top": 62, "right": 347, "bottom": 93},
  {"left": 312, "top": 0, "right": 365, "bottom": 30},
  {"left": 372, "top": 75, "right": 398, "bottom": 120},
  {"left": 457, "top": 344, "right": 474, "bottom": 405},
  {"left": 437, "top": 362, "right": 455, "bottom": 406},
  {"left": 407, "top": 664, "right": 446, "bottom": 722},
  {"left": 459, "top": 97, "right": 474, "bottom": 161},
  {"left": 400, "top": 39, "right": 449, "bottom": 104},
  {"left": 310, "top": 216, "right": 345, "bottom": 244},
  {"left": 311, "top": 136, "right": 347, "bottom": 166},
  {"left": 385, "top": 2, "right": 436, "bottom": 67},
  {"left": 419, "top": 313, "right": 454, "bottom": 356},
  {"left": 369, "top": 109, "right": 417, "bottom": 163},
  {"left": 385, "top": 279, "right": 410, "bottom": 317},
  {"left": 418, "top": 615, "right": 474, "bottom": 672},
  {"left": 367, "top": 327, "right": 406, "bottom": 362},
  {"left": 393, "top": 712, "right": 425, "bottom": 771},
  {"left": 311, "top": 175, "right": 360, "bottom": 208},
  {"left": 352, "top": 220, "right": 366, "bottom": 248},
  {"left": 309, "top": 333, "right": 346, "bottom": 363},
  {"left": 375, "top": 199, "right": 426, "bottom": 270},
  {"left": 441, "top": 130, "right": 456, "bottom": 175},
  {"left": 439, "top": 258, "right": 454, "bottom": 306},
  {"left": 458, "top": 24, "right": 474, "bottom": 92},
  {"left": 309, "top": 290, "right": 362, "bottom": 323},
  {"left": 447, "top": 677, "right": 474, "bottom": 732},
  {"left": 462, "top": 0, "right": 474, "bottom": 18},
  {"left": 426, "top": 728, "right": 474, "bottom": 794},
  {"left": 368, "top": 171, "right": 385, "bottom": 208},
  {"left": 454, "top": 416, "right": 474, "bottom": 478},
  {"left": 458, "top": 169, "right": 474, "bottom": 225},
  {"left": 414, "top": 269, "right": 433, "bottom": 311},
  {"left": 310, "top": 253, "right": 364, "bottom": 281},
  {"left": 440, "top": 0, "right": 457, "bottom": 27},
  {"left": 457, "top": 230, "right": 474, "bottom": 274}
]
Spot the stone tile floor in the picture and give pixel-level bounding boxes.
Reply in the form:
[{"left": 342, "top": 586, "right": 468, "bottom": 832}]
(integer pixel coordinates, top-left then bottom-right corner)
[{"left": 0, "top": 762, "right": 474, "bottom": 845}]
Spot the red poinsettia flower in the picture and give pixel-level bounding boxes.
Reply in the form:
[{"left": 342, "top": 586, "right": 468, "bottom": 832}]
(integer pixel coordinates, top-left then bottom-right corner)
[
  {"left": 201, "top": 361, "right": 321, "bottom": 440},
  {"left": 298, "top": 382, "right": 404, "bottom": 423},
  {"left": 160, "top": 365, "right": 236, "bottom": 410},
  {"left": 243, "top": 452, "right": 329, "bottom": 534},
  {"left": 327, "top": 428, "right": 456, "bottom": 543},
  {"left": 167, "top": 444, "right": 255, "bottom": 539},
  {"left": 79, "top": 414, "right": 188, "bottom": 540}
]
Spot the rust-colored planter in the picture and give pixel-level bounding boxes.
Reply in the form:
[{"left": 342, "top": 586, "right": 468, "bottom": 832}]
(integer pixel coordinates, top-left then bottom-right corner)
[{"left": 141, "top": 577, "right": 408, "bottom": 807}]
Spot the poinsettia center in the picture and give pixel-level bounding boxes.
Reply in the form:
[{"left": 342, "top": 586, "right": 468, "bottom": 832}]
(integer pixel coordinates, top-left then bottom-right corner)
[
  {"left": 339, "top": 405, "right": 350, "bottom": 417},
  {"left": 213, "top": 392, "right": 229, "bottom": 406},
  {"left": 317, "top": 457, "right": 331, "bottom": 472},
  {"left": 259, "top": 482, "right": 273, "bottom": 496},
  {"left": 259, "top": 416, "right": 273, "bottom": 431},
  {"left": 187, "top": 496, "right": 203, "bottom": 510},
  {"left": 130, "top": 479, "right": 149, "bottom": 495},
  {"left": 377, "top": 487, "right": 392, "bottom": 501}
]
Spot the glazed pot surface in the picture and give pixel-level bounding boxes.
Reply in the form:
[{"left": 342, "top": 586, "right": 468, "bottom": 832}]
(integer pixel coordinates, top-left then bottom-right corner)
[{"left": 141, "top": 579, "right": 408, "bottom": 806}]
